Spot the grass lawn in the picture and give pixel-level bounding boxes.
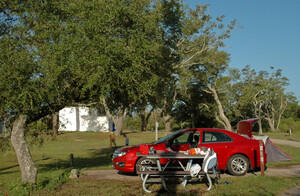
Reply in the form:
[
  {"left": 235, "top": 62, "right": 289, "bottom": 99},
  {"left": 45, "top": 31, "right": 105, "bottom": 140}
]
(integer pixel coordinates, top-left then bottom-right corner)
[
  {"left": 34, "top": 176, "right": 300, "bottom": 196},
  {"left": 0, "top": 130, "right": 299, "bottom": 195}
]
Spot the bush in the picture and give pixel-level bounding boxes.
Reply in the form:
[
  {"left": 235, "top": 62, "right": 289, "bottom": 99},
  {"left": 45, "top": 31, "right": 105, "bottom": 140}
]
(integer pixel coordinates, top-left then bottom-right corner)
[
  {"left": 0, "top": 137, "right": 12, "bottom": 152},
  {"left": 27, "top": 120, "right": 51, "bottom": 136},
  {"left": 279, "top": 118, "right": 298, "bottom": 133}
]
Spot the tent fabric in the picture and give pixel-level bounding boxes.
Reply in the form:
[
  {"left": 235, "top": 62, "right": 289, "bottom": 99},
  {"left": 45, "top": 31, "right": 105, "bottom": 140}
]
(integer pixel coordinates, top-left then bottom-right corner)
[
  {"left": 265, "top": 139, "right": 293, "bottom": 162},
  {"left": 253, "top": 135, "right": 292, "bottom": 162}
]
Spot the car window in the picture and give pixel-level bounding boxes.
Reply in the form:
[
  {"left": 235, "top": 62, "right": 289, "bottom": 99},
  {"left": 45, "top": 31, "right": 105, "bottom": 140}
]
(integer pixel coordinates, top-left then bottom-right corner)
[
  {"left": 202, "top": 131, "right": 233, "bottom": 143},
  {"left": 153, "top": 129, "right": 183, "bottom": 144},
  {"left": 174, "top": 131, "right": 194, "bottom": 145}
]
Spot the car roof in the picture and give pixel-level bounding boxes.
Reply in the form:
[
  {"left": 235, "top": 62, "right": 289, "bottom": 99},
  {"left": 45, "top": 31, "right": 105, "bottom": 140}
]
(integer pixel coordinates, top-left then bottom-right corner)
[{"left": 184, "top": 128, "right": 237, "bottom": 136}]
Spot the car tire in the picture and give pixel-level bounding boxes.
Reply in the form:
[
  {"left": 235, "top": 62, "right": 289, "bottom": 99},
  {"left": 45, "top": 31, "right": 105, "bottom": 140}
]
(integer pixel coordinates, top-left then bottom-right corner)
[
  {"left": 135, "top": 157, "right": 157, "bottom": 180},
  {"left": 227, "top": 154, "right": 249, "bottom": 176}
]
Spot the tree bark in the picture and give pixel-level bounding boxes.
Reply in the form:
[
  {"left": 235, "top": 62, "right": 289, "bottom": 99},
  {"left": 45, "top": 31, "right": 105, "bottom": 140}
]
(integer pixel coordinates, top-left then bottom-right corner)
[
  {"left": 141, "top": 109, "right": 147, "bottom": 132},
  {"left": 163, "top": 115, "right": 171, "bottom": 132},
  {"left": 114, "top": 117, "right": 124, "bottom": 136},
  {"left": 258, "top": 120, "right": 263, "bottom": 135},
  {"left": 207, "top": 83, "right": 232, "bottom": 131},
  {"left": 52, "top": 112, "right": 59, "bottom": 136},
  {"left": 253, "top": 90, "right": 265, "bottom": 134},
  {"left": 191, "top": 113, "right": 195, "bottom": 128},
  {"left": 275, "top": 98, "right": 287, "bottom": 132},
  {"left": 266, "top": 117, "right": 276, "bottom": 132},
  {"left": 101, "top": 98, "right": 129, "bottom": 136},
  {"left": 11, "top": 115, "right": 38, "bottom": 184},
  {"left": 140, "top": 106, "right": 153, "bottom": 132}
]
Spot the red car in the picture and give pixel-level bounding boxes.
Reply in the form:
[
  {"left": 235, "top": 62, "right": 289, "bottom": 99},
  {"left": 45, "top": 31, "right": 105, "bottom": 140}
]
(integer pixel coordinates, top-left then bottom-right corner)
[{"left": 112, "top": 119, "right": 267, "bottom": 176}]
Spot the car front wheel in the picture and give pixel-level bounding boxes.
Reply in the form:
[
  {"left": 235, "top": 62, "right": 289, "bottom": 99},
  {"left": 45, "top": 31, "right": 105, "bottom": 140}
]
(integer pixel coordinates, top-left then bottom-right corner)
[
  {"left": 227, "top": 154, "right": 249, "bottom": 176},
  {"left": 136, "top": 157, "right": 157, "bottom": 180}
]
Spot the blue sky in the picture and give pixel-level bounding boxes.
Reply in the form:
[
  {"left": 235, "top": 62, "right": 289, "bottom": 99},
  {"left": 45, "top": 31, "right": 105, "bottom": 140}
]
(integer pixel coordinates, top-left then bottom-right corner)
[{"left": 185, "top": 0, "right": 300, "bottom": 101}]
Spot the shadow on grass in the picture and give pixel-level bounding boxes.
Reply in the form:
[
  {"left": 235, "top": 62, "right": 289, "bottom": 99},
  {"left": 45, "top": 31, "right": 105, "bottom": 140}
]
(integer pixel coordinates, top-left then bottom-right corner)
[
  {"left": 0, "top": 164, "right": 20, "bottom": 175},
  {"left": 37, "top": 146, "right": 121, "bottom": 172},
  {"left": 0, "top": 164, "right": 19, "bottom": 172},
  {"left": 145, "top": 181, "right": 209, "bottom": 196},
  {"left": 0, "top": 171, "right": 19, "bottom": 175},
  {"left": 118, "top": 171, "right": 138, "bottom": 176}
]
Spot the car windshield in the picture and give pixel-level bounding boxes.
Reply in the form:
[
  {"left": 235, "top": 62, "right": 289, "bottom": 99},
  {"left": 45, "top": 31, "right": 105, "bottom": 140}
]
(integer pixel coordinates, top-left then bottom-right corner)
[{"left": 152, "top": 129, "right": 183, "bottom": 144}]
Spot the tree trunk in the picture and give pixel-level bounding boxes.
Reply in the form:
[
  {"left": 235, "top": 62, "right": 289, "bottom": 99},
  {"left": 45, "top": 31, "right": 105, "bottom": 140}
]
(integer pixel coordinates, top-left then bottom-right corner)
[
  {"left": 258, "top": 120, "right": 263, "bottom": 135},
  {"left": 275, "top": 99, "right": 287, "bottom": 132},
  {"left": 191, "top": 113, "right": 195, "bottom": 128},
  {"left": 253, "top": 92, "right": 264, "bottom": 135},
  {"left": 114, "top": 117, "right": 124, "bottom": 136},
  {"left": 52, "top": 112, "right": 59, "bottom": 137},
  {"left": 11, "top": 115, "right": 38, "bottom": 184},
  {"left": 163, "top": 115, "right": 171, "bottom": 132},
  {"left": 207, "top": 83, "right": 232, "bottom": 131},
  {"left": 141, "top": 121, "right": 147, "bottom": 132},
  {"left": 141, "top": 109, "right": 147, "bottom": 132},
  {"left": 140, "top": 107, "right": 153, "bottom": 132},
  {"left": 101, "top": 98, "right": 127, "bottom": 136},
  {"left": 266, "top": 118, "right": 276, "bottom": 132}
]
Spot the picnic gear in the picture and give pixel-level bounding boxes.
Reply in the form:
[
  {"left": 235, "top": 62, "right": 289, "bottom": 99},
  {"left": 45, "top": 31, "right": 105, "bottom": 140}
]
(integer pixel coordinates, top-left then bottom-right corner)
[
  {"left": 187, "top": 148, "right": 208, "bottom": 155},
  {"left": 149, "top": 147, "right": 156, "bottom": 155},
  {"left": 190, "top": 163, "right": 201, "bottom": 177},
  {"left": 202, "top": 149, "right": 218, "bottom": 175},
  {"left": 139, "top": 144, "right": 149, "bottom": 155},
  {"left": 188, "top": 148, "right": 200, "bottom": 155}
]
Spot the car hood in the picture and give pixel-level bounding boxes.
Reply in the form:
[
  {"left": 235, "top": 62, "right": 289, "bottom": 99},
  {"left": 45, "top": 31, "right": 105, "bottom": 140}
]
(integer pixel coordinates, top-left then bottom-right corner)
[
  {"left": 237, "top": 118, "right": 260, "bottom": 138},
  {"left": 117, "top": 145, "right": 140, "bottom": 152}
]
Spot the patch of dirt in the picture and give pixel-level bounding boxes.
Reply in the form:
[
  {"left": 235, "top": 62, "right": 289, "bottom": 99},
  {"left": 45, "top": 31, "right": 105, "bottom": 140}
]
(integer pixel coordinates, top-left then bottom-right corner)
[
  {"left": 264, "top": 165, "right": 300, "bottom": 177},
  {"left": 82, "top": 170, "right": 140, "bottom": 181}
]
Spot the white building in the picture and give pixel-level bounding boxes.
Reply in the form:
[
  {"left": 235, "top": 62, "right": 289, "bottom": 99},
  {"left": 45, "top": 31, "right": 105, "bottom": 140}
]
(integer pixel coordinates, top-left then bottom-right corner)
[{"left": 58, "top": 107, "right": 112, "bottom": 132}]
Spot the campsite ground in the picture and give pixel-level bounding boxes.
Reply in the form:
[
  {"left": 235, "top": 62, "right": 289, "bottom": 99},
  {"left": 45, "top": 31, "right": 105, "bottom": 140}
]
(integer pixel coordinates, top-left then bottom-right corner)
[
  {"left": 1, "top": 131, "right": 300, "bottom": 195},
  {"left": 80, "top": 137, "right": 300, "bottom": 195},
  {"left": 81, "top": 164, "right": 300, "bottom": 180},
  {"left": 82, "top": 137, "right": 300, "bottom": 179}
]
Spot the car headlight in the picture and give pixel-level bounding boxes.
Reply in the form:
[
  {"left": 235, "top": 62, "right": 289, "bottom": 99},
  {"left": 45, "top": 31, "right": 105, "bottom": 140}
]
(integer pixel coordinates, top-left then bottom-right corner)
[{"left": 112, "top": 150, "right": 128, "bottom": 159}]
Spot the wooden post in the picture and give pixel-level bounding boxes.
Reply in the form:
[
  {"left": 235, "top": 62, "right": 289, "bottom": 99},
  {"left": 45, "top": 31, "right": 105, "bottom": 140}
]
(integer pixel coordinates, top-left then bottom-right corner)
[
  {"left": 259, "top": 140, "right": 264, "bottom": 176},
  {"left": 70, "top": 154, "right": 74, "bottom": 167}
]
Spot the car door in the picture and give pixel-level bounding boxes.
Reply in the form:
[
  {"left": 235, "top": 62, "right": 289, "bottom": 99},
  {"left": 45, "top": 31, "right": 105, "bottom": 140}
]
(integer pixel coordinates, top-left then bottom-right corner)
[
  {"left": 199, "top": 130, "right": 234, "bottom": 168},
  {"left": 169, "top": 130, "right": 195, "bottom": 152}
]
